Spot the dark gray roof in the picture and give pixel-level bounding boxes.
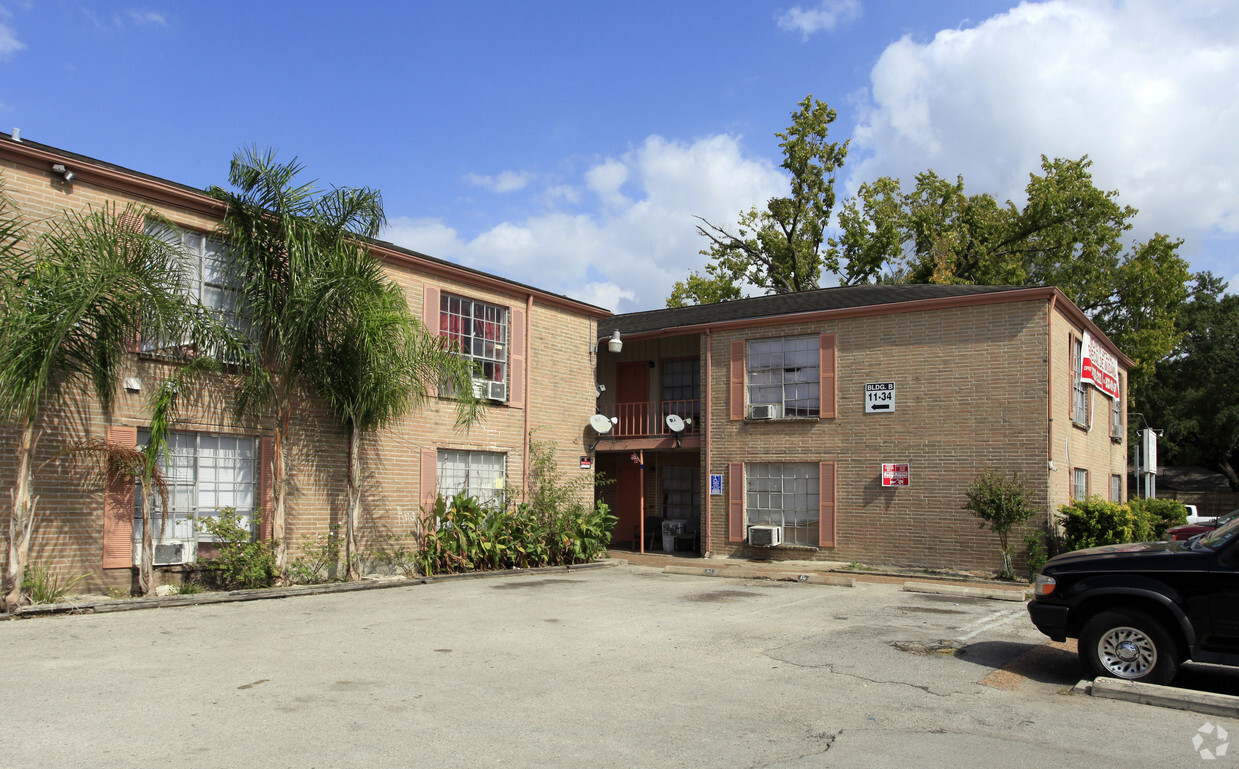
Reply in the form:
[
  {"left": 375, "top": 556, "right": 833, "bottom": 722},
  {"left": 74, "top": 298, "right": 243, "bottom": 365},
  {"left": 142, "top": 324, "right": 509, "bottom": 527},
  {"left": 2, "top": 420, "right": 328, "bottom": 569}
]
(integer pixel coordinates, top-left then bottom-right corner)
[{"left": 605, "top": 284, "right": 1035, "bottom": 336}]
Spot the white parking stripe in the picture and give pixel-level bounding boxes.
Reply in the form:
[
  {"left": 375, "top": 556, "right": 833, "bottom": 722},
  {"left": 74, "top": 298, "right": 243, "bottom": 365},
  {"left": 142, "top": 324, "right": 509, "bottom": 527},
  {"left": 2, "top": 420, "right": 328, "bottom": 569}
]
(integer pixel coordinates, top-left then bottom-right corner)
[{"left": 955, "top": 608, "right": 1022, "bottom": 641}]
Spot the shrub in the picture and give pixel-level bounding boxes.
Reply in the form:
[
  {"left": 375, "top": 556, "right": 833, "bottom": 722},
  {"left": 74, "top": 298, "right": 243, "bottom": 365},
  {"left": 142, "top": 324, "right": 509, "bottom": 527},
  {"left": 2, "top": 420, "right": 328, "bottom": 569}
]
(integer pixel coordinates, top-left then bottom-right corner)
[
  {"left": 1058, "top": 497, "right": 1155, "bottom": 551},
  {"left": 1129, "top": 498, "right": 1188, "bottom": 538},
  {"left": 288, "top": 525, "right": 341, "bottom": 584},
  {"left": 963, "top": 470, "right": 1035, "bottom": 579},
  {"left": 195, "top": 507, "right": 277, "bottom": 590},
  {"left": 21, "top": 564, "right": 88, "bottom": 604},
  {"left": 368, "top": 532, "right": 420, "bottom": 577}
]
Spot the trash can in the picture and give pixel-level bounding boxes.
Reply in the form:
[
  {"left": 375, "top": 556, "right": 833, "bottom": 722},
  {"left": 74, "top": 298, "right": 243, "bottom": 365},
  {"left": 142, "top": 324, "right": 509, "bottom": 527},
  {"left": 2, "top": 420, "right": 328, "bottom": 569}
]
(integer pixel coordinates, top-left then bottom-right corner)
[{"left": 662, "top": 519, "right": 685, "bottom": 553}]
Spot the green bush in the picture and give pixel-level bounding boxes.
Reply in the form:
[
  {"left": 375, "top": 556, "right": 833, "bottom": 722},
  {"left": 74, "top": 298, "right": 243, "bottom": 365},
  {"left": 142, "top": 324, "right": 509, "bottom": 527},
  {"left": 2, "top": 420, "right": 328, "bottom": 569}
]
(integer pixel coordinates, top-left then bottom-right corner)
[
  {"left": 368, "top": 532, "right": 420, "bottom": 577},
  {"left": 288, "top": 525, "right": 341, "bottom": 584},
  {"left": 416, "top": 441, "right": 617, "bottom": 576},
  {"left": 195, "top": 507, "right": 277, "bottom": 590},
  {"left": 1128, "top": 498, "right": 1188, "bottom": 538},
  {"left": 21, "top": 563, "right": 88, "bottom": 604},
  {"left": 1058, "top": 497, "right": 1156, "bottom": 551},
  {"left": 963, "top": 470, "right": 1035, "bottom": 579}
]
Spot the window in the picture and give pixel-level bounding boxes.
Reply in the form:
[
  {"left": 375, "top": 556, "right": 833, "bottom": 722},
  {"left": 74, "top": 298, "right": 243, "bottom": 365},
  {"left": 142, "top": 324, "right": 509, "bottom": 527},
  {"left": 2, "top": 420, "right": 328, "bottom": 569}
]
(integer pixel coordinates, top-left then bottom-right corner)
[
  {"left": 661, "top": 466, "right": 700, "bottom": 523},
  {"left": 746, "top": 462, "right": 819, "bottom": 546},
  {"left": 1110, "top": 474, "right": 1122, "bottom": 502},
  {"left": 747, "top": 336, "right": 820, "bottom": 418},
  {"left": 437, "top": 449, "right": 506, "bottom": 509},
  {"left": 1071, "top": 336, "right": 1089, "bottom": 427},
  {"left": 1111, "top": 377, "right": 1123, "bottom": 439},
  {"left": 441, "top": 293, "right": 508, "bottom": 396},
  {"left": 146, "top": 223, "right": 249, "bottom": 354},
  {"left": 1072, "top": 468, "right": 1089, "bottom": 500},
  {"left": 134, "top": 431, "right": 258, "bottom": 561},
  {"left": 661, "top": 359, "right": 700, "bottom": 427}
]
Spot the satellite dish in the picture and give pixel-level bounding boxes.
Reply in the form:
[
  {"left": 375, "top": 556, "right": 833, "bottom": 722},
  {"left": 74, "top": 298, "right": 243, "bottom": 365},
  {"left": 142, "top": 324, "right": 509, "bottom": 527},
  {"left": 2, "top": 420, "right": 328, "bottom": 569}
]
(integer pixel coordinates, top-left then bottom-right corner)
[
  {"left": 589, "top": 414, "right": 613, "bottom": 434},
  {"left": 665, "top": 414, "right": 685, "bottom": 433}
]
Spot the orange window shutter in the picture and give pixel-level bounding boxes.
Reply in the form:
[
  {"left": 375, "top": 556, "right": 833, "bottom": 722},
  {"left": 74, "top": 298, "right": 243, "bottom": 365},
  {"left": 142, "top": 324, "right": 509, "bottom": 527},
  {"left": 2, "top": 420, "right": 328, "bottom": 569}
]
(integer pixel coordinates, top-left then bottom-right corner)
[
  {"left": 728, "top": 462, "right": 744, "bottom": 542},
  {"left": 259, "top": 437, "right": 274, "bottom": 540},
  {"left": 420, "top": 448, "right": 439, "bottom": 516},
  {"left": 508, "top": 306, "right": 526, "bottom": 409},
  {"left": 423, "top": 285, "right": 442, "bottom": 397},
  {"left": 729, "top": 341, "right": 745, "bottom": 421},
  {"left": 101, "top": 425, "right": 138, "bottom": 569},
  {"left": 819, "top": 333, "right": 837, "bottom": 419},
  {"left": 818, "top": 462, "right": 837, "bottom": 548}
]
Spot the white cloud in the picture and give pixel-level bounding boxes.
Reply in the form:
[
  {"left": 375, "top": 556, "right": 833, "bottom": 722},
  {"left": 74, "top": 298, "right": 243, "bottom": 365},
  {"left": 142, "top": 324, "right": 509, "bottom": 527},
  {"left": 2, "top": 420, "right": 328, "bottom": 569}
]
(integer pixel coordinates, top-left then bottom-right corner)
[
  {"left": 0, "top": 8, "right": 25, "bottom": 61},
  {"left": 850, "top": 0, "right": 1239, "bottom": 281},
  {"left": 383, "top": 134, "right": 786, "bottom": 312},
  {"left": 463, "top": 170, "right": 533, "bottom": 194},
  {"left": 126, "top": 10, "right": 168, "bottom": 26},
  {"left": 777, "top": 0, "right": 860, "bottom": 39}
]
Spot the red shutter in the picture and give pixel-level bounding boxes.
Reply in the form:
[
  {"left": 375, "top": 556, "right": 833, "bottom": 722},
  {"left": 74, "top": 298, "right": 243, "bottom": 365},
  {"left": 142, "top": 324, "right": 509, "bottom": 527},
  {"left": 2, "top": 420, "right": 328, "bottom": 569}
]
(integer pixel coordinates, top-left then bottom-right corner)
[
  {"left": 818, "top": 462, "right": 837, "bottom": 548},
  {"left": 729, "top": 341, "right": 745, "bottom": 421},
  {"left": 1067, "top": 333, "right": 1076, "bottom": 419},
  {"left": 728, "top": 462, "right": 744, "bottom": 542},
  {"left": 819, "top": 333, "right": 837, "bottom": 419},
  {"left": 259, "top": 436, "right": 274, "bottom": 540},
  {"left": 420, "top": 448, "right": 438, "bottom": 515},
  {"left": 423, "top": 285, "right": 441, "bottom": 397},
  {"left": 101, "top": 426, "right": 138, "bottom": 569},
  {"left": 508, "top": 306, "right": 526, "bottom": 409}
]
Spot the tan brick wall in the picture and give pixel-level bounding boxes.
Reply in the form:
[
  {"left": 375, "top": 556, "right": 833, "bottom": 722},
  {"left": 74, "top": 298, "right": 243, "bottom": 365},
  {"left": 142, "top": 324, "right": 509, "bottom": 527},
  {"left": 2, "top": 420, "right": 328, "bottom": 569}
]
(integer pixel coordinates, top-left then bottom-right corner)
[
  {"left": 698, "top": 299, "right": 1058, "bottom": 572},
  {"left": 1, "top": 151, "right": 603, "bottom": 591}
]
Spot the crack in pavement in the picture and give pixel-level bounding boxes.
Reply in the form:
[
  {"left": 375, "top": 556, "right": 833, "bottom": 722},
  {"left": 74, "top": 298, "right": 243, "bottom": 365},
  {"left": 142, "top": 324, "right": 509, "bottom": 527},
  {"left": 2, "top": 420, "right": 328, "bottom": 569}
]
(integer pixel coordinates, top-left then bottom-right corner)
[{"left": 747, "top": 729, "right": 840, "bottom": 768}]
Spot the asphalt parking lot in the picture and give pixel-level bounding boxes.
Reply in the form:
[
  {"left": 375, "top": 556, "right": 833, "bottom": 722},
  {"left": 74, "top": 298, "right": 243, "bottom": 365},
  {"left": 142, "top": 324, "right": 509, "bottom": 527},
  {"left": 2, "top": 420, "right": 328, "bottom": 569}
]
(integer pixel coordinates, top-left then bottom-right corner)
[{"left": 0, "top": 564, "right": 1229, "bottom": 768}]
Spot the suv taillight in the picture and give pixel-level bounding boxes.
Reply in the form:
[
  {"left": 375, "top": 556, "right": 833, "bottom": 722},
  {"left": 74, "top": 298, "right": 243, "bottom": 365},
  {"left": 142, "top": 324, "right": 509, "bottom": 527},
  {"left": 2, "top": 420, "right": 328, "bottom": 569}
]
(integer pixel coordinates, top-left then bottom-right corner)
[{"left": 1034, "top": 574, "right": 1056, "bottom": 596}]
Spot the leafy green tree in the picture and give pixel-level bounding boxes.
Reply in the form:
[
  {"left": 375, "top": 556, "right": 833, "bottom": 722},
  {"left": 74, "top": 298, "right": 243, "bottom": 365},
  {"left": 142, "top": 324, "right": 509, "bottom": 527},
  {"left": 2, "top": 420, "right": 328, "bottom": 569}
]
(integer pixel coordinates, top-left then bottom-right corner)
[
  {"left": 829, "top": 156, "right": 1191, "bottom": 392},
  {"left": 305, "top": 239, "right": 481, "bottom": 580},
  {"left": 667, "top": 95, "right": 849, "bottom": 306},
  {"left": 209, "top": 146, "right": 390, "bottom": 573},
  {"left": 0, "top": 201, "right": 203, "bottom": 611},
  {"left": 963, "top": 470, "right": 1035, "bottom": 579},
  {"left": 1143, "top": 273, "right": 1239, "bottom": 489}
]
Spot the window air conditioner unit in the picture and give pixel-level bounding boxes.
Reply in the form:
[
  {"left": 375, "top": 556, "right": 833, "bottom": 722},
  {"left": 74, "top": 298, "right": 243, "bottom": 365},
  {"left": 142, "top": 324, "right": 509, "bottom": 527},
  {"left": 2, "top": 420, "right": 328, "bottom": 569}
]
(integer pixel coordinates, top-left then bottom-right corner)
[
  {"left": 152, "top": 541, "right": 186, "bottom": 566},
  {"left": 472, "top": 380, "right": 489, "bottom": 400},
  {"left": 747, "top": 525, "right": 782, "bottom": 547},
  {"left": 750, "top": 404, "right": 780, "bottom": 420},
  {"left": 487, "top": 380, "right": 507, "bottom": 402}
]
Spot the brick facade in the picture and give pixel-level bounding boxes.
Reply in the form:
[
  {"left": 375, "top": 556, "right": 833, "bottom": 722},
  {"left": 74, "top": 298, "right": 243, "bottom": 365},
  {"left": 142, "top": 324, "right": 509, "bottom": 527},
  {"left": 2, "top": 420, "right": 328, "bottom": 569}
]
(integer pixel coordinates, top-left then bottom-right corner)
[
  {"left": 595, "top": 290, "right": 1131, "bottom": 573},
  {"left": 0, "top": 136, "right": 607, "bottom": 592}
]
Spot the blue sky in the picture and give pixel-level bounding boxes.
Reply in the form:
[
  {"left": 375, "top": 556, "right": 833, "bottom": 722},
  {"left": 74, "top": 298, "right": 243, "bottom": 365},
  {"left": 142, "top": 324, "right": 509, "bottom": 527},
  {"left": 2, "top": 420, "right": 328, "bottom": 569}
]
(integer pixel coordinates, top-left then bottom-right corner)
[{"left": 2, "top": 1, "right": 1236, "bottom": 312}]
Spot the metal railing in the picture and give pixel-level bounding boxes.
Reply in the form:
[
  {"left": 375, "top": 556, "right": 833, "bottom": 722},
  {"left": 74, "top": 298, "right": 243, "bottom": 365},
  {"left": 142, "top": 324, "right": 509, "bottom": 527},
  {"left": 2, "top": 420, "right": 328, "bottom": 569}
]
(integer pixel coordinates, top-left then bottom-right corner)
[{"left": 597, "top": 399, "right": 700, "bottom": 438}]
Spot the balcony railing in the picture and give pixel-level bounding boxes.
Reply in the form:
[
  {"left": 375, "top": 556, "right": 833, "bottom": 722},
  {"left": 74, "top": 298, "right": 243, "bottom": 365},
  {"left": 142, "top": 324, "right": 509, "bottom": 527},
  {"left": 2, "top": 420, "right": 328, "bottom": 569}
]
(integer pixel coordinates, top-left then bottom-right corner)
[{"left": 597, "top": 399, "right": 701, "bottom": 438}]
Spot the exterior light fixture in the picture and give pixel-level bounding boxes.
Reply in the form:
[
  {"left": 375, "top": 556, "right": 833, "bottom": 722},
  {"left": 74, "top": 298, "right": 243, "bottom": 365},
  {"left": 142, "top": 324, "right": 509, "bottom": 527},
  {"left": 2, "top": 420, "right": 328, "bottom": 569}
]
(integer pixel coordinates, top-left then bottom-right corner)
[
  {"left": 603, "top": 330, "right": 622, "bottom": 353},
  {"left": 51, "top": 163, "right": 75, "bottom": 183}
]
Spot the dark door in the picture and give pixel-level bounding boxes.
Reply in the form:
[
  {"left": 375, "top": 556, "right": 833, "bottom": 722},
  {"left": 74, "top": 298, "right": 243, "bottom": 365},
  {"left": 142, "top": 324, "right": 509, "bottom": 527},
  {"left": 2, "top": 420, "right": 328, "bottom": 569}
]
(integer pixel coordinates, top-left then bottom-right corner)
[
  {"left": 615, "top": 463, "right": 643, "bottom": 547},
  {"left": 615, "top": 362, "right": 649, "bottom": 436}
]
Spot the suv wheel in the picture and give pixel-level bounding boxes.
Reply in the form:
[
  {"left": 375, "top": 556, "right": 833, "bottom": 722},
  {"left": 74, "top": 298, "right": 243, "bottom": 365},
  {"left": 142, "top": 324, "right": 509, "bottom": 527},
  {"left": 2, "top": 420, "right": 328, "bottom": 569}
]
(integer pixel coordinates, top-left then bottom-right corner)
[{"left": 1079, "top": 610, "right": 1179, "bottom": 685}]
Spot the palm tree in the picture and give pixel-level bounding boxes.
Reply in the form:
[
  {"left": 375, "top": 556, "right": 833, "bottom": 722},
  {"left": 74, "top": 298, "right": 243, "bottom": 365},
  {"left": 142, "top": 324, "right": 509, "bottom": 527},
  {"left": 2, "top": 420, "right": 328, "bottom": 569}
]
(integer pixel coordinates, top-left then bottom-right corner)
[
  {"left": 0, "top": 201, "right": 201, "bottom": 611},
  {"left": 209, "top": 146, "right": 398, "bottom": 573},
  {"left": 306, "top": 239, "right": 482, "bottom": 579}
]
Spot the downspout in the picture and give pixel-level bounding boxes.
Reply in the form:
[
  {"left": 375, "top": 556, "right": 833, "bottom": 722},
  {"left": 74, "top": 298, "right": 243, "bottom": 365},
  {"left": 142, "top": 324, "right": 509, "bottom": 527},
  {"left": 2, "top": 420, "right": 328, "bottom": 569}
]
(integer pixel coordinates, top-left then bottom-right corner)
[
  {"left": 703, "top": 328, "right": 712, "bottom": 558},
  {"left": 1046, "top": 293, "right": 1058, "bottom": 529},
  {"left": 522, "top": 293, "right": 534, "bottom": 496}
]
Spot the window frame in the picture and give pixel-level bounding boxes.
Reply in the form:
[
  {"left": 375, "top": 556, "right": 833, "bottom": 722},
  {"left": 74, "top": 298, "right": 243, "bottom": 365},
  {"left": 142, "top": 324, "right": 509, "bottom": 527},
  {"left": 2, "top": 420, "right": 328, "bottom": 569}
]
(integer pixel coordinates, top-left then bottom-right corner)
[
  {"left": 439, "top": 292, "right": 510, "bottom": 397},
  {"left": 1072, "top": 467, "right": 1089, "bottom": 501},
  {"left": 660, "top": 357, "right": 701, "bottom": 429},
  {"left": 745, "top": 462, "right": 820, "bottom": 547},
  {"left": 133, "top": 429, "right": 260, "bottom": 562},
  {"left": 1071, "top": 335, "right": 1090, "bottom": 428},
  {"left": 745, "top": 335, "right": 821, "bottom": 419},
  {"left": 436, "top": 449, "right": 507, "bottom": 509},
  {"left": 1110, "top": 473, "right": 1122, "bottom": 502}
]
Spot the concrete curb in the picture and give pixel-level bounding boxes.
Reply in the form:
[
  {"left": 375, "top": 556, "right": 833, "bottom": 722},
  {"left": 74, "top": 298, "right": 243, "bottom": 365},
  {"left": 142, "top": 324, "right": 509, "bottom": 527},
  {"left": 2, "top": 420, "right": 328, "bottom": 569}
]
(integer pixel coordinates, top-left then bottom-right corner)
[
  {"left": 1082, "top": 677, "right": 1239, "bottom": 718},
  {"left": 662, "top": 564, "right": 854, "bottom": 587},
  {"left": 902, "top": 581, "right": 1029, "bottom": 602},
  {"left": 1, "top": 558, "right": 621, "bottom": 620}
]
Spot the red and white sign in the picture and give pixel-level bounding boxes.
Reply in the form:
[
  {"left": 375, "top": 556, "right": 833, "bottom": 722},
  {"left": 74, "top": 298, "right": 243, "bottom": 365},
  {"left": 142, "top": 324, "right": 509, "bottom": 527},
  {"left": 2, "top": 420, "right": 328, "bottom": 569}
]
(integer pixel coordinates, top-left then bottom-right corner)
[
  {"left": 881, "top": 463, "right": 910, "bottom": 487},
  {"left": 1081, "top": 331, "right": 1120, "bottom": 400}
]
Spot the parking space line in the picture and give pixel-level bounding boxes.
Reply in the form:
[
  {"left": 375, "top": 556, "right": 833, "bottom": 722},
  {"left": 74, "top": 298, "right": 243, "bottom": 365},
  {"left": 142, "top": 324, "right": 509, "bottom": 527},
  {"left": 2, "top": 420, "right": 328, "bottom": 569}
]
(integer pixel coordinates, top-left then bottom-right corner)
[{"left": 954, "top": 608, "right": 1022, "bottom": 641}]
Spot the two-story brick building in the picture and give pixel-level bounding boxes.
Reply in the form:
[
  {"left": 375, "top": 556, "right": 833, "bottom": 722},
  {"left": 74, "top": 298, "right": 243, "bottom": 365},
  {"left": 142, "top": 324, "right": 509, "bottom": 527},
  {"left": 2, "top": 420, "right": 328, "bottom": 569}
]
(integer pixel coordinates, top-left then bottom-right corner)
[
  {"left": 0, "top": 133, "right": 610, "bottom": 592},
  {"left": 593, "top": 285, "right": 1130, "bottom": 572}
]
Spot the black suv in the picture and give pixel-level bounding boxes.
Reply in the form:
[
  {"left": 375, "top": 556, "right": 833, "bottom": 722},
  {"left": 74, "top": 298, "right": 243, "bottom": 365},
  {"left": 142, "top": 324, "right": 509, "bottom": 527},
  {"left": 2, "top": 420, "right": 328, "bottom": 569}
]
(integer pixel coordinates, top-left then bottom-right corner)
[{"left": 1028, "top": 516, "right": 1239, "bottom": 684}]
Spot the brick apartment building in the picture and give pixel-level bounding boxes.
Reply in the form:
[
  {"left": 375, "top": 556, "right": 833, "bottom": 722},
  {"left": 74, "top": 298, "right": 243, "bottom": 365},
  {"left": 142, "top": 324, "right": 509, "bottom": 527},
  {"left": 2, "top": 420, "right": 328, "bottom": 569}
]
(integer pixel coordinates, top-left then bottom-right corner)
[
  {"left": 592, "top": 285, "right": 1130, "bottom": 572},
  {"left": 0, "top": 133, "right": 609, "bottom": 592}
]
